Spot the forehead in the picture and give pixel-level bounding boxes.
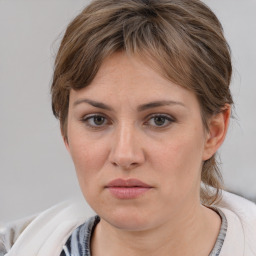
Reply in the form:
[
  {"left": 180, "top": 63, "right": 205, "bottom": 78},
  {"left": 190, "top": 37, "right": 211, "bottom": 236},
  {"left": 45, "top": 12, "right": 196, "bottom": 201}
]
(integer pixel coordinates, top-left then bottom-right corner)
[{"left": 69, "top": 52, "right": 198, "bottom": 109}]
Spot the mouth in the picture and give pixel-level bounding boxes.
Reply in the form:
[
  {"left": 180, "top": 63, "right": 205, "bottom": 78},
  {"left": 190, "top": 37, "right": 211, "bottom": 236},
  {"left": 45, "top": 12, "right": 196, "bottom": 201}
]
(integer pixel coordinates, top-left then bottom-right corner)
[{"left": 105, "top": 178, "right": 153, "bottom": 199}]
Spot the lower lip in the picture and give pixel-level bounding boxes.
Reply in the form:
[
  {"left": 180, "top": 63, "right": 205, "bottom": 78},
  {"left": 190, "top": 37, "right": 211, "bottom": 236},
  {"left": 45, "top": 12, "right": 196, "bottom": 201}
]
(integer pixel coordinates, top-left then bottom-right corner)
[{"left": 107, "top": 187, "right": 151, "bottom": 199}]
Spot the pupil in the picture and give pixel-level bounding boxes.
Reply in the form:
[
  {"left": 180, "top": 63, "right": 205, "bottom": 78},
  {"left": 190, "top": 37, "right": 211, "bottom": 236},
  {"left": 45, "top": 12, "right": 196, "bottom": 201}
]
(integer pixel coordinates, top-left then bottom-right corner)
[
  {"left": 94, "top": 116, "right": 104, "bottom": 125},
  {"left": 154, "top": 117, "right": 165, "bottom": 126}
]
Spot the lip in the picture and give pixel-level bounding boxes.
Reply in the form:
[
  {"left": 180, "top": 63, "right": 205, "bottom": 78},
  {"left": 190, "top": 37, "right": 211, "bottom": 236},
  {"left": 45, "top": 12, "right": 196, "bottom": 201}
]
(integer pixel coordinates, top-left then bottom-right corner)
[
  {"left": 106, "top": 178, "right": 152, "bottom": 199},
  {"left": 107, "top": 178, "right": 152, "bottom": 188}
]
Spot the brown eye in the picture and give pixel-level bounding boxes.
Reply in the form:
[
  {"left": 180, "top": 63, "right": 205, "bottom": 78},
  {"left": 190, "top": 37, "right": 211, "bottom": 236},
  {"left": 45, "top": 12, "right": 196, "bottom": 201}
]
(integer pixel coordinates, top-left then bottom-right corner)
[
  {"left": 93, "top": 116, "right": 105, "bottom": 126},
  {"left": 82, "top": 114, "right": 108, "bottom": 128},
  {"left": 153, "top": 116, "right": 166, "bottom": 126},
  {"left": 146, "top": 114, "right": 174, "bottom": 128}
]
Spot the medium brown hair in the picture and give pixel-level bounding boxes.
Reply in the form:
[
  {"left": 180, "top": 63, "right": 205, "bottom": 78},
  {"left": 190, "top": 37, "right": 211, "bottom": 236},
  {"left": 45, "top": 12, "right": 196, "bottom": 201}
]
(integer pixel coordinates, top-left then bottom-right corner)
[{"left": 51, "top": 0, "right": 233, "bottom": 205}]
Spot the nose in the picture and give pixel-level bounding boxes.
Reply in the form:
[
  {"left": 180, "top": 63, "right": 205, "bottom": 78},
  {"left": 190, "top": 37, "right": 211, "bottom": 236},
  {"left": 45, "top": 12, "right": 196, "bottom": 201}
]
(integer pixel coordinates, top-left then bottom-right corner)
[{"left": 109, "top": 123, "right": 145, "bottom": 170}]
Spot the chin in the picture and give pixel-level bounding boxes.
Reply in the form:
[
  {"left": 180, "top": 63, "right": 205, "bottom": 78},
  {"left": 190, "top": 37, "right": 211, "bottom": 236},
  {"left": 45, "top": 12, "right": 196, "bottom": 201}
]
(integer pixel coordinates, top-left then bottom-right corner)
[
  {"left": 99, "top": 207, "right": 157, "bottom": 231},
  {"left": 84, "top": 192, "right": 161, "bottom": 231}
]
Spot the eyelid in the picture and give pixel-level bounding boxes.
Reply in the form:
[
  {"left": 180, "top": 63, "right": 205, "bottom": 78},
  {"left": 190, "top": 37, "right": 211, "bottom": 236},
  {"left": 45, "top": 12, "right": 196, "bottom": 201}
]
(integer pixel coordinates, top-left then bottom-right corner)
[
  {"left": 82, "top": 113, "right": 106, "bottom": 120},
  {"left": 80, "top": 112, "right": 108, "bottom": 120},
  {"left": 144, "top": 113, "right": 176, "bottom": 128},
  {"left": 146, "top": 113, "right": 176, "bottom": 121},
  {"left": 80, "top": 113, "right": 111, "bottom": 129}
]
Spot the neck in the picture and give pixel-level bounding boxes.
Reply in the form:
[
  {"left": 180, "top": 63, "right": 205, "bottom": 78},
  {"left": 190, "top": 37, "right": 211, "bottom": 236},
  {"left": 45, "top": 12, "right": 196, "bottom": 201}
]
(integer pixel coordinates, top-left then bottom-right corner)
[{"left": 91, "top": 201, "right": 221, "bottom": 256}]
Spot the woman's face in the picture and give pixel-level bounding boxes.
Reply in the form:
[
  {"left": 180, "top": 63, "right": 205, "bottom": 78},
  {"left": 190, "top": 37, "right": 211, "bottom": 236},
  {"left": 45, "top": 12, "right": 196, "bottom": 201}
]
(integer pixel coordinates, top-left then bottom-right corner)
[{"left": 66, "top": 52, "right": 213, "bottom": 231}]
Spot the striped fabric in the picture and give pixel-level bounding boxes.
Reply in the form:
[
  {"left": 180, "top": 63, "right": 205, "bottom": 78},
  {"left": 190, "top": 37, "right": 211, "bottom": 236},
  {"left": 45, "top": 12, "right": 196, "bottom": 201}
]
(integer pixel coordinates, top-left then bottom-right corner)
[
  {"left": 209, "top": 208, "right": 228, "bottom": 256},
  {"left": 61, "top": 209, "right": 227, "bottom": 256},
  {"left": 61, "top": 216, "right": 100, "bottom": 256}
]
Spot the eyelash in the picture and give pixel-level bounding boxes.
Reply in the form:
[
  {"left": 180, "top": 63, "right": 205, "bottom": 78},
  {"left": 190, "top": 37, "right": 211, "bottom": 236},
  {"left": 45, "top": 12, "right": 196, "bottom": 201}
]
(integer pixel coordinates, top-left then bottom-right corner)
[
  {"left": 80, "top": 113, "right": 175, "bottom": 130},
  {"left": 81, "top": 114, "right": 110, "bottom": 130},
  {"left": 144, "top": 114, "right": 175, "bottom": 129}
]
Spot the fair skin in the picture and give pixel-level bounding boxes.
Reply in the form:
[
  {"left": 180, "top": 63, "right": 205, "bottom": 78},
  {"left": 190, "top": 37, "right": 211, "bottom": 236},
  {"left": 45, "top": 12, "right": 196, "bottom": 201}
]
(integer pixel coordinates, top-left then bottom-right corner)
[{"left": 65, "top": 52, "right": 230, "bottom": 256}]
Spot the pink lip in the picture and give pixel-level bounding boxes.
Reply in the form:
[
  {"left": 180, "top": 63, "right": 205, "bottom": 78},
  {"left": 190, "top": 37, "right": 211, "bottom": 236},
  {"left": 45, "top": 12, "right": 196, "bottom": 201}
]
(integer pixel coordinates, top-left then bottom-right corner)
[
  {"left": 106, "top": 179, "right": 152, "bottom": 199},
  {"left": 107, "top": 178, "right": 151, "bottom": 188}
]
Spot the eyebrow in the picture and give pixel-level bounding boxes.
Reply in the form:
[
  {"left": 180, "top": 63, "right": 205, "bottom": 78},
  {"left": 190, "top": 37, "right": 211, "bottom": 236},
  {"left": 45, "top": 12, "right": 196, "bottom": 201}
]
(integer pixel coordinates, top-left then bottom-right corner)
[
  {"left": 137, "top": 100, "right": 186, "bottom": 111},
  {"left": 73, "top": 98, "right": 186, "bottom": 111},
  {"left": 73, "top": 99, "right": 114, "bottom": 111}
]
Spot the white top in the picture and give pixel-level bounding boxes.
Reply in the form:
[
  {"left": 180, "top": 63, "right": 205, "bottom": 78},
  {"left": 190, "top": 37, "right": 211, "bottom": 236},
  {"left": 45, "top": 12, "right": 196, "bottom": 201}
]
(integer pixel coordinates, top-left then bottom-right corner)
[{"left": 1, "top": 190, "right": 256, "bottom": 256}]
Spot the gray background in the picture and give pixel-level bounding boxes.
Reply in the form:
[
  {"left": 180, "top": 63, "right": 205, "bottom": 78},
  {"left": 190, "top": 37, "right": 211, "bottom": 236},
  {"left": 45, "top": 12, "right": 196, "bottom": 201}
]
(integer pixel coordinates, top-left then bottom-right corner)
[{"left": 0, "top": 0, "right": 255, "bottom": 222}]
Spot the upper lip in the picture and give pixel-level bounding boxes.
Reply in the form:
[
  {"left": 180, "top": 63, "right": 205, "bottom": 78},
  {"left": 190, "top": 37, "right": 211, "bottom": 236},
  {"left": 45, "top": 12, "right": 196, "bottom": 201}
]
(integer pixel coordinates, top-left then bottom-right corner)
[{"left": 106, "top": 178, "right": 152, "bottom": 188}]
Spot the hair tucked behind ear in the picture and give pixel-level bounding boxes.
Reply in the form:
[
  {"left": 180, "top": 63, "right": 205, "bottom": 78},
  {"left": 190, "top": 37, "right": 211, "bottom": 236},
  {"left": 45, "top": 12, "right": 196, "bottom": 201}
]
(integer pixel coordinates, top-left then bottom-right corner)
[
  {"left": 201, "top": 155, "right": 224, "bottom": 205},
  {"left": 51, "top": 0, "right": 233, "bottom": 206}
]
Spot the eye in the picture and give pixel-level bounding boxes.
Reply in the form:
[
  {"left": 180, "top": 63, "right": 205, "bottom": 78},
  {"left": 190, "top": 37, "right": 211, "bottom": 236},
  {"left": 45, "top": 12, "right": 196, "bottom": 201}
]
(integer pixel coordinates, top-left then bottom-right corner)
[
  {"left": 82, "top": 114, "right": 109, "bottom": 128},
  {"left": 146, "top": 114, "right": 175, "bottom": 128}
]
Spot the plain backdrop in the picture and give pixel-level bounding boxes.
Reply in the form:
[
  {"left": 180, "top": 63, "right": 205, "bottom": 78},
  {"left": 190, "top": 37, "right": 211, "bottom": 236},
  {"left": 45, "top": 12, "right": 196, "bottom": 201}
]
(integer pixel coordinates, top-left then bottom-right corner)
[{"left": 0, "top": 0, "right": 256, "bottom": 222}]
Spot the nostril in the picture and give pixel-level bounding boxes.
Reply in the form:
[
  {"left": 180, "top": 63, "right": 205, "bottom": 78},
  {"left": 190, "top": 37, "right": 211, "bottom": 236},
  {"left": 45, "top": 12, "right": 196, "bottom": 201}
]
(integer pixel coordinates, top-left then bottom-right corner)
[
  {"left": 111, "top": 162, "right": 118, "bottom": 167},
  {"left": 111, "top": 160, "right": 138, "bottom": 170}
]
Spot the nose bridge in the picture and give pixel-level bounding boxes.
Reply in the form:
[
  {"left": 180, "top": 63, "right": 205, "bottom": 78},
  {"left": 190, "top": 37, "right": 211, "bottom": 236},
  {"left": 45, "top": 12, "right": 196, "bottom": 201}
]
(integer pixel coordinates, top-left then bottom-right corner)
[
  {"left": 115, "top": 121, "right": 136, "bottom": 156},
  {"left": 110, "top": 121, "right": 144, "bottom": 168}
]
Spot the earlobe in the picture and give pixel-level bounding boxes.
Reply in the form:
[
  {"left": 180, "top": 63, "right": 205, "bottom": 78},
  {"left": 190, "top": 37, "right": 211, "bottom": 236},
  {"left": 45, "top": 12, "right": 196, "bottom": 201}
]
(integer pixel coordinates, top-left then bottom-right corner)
[
  {"left": 63, "top": 135, "right": 70, "bottom": 153},
  {"left": 61, "top": 126, "right": 70, "bottom": 154},
  {"left": 203, "top": 105, "right": 231, "bottom": 161},
  {"left": 60, "top": 122, "right": 70, "bottom": 153}
]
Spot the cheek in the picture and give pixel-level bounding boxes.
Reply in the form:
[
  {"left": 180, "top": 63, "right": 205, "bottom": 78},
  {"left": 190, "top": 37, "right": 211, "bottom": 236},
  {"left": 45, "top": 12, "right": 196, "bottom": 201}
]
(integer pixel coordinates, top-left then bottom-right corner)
[
  {"left": 67, "top": 129, "right": 108, "bottom": 189},
  {"left": 151, "top": 129, "right": 205, "bottom": 193},
  {"left": 69, "top": 141, "right": 108, "bottom": 206}
]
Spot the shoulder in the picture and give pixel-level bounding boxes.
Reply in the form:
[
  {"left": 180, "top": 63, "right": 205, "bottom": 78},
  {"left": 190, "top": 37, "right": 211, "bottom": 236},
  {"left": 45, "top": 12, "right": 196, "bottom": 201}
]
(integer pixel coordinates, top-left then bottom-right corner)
[
  {"left": 62, "top": 215, "right": 100, "bottom": 255},
  {"left": 1, "top": 200, "right": 94, "bottom": 256},
  {"left": 0, "top": 215, "right": 35, "bottom": 255},
  {"left": 218, "top": 190, "right": 256, "bottom": 228},
  {"left": 216, "top": 190, "right": 256, "bottom": 256}
]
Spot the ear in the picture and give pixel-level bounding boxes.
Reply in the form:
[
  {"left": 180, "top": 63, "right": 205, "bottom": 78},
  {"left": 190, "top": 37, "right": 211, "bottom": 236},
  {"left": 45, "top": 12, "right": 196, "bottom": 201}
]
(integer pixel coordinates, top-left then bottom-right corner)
[
  {"left": 63, "top": 135, "right": 70, "bottom": 154},
  {"left": 61, "top": 125, "right": 70, "bottom": 154},
  {"left": 203, "top": 105, "right": 231, "bottom": 161}
]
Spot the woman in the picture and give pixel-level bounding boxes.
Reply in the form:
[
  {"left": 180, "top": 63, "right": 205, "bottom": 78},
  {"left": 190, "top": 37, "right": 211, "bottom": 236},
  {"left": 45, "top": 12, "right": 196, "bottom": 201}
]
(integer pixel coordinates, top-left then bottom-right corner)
[{"left": 1, "top": 0, "right": 256, "bottom": 255}]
